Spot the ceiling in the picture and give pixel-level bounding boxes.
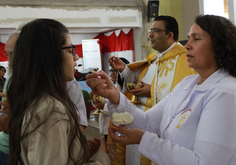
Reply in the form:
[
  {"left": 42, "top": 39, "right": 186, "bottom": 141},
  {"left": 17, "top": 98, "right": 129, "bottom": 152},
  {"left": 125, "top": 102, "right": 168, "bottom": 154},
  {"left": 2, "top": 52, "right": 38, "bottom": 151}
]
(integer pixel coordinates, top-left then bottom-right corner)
[
  {"left": 0, "top": 0, "right": 144, "bottom": 34},
  {"left": 0, "top": 0, "right": 139, "bottom": 7}
]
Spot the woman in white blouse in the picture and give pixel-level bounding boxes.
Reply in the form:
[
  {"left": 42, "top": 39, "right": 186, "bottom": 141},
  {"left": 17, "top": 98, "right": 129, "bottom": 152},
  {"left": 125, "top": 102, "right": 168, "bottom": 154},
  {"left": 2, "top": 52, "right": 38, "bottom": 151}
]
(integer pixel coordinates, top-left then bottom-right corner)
[{"left": 86, "top": 15, "right": 236, "bottom": 165}]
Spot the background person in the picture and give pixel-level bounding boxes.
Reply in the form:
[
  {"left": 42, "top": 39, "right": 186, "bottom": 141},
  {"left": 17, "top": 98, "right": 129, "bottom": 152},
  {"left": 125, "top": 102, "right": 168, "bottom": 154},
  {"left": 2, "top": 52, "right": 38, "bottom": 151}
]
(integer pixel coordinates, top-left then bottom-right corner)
[
  {"left": 0, "top": 32, "right": 19, "bottom": 165},
  {"left": 87, "top": 14, "right": 236, "bottom": 165},
  {"left": 109, "top": 15, "right": 195, "bottom": 165},
  {"left": 0, "top": 66, "right": 6, "bottom": 110},
  {"left": 115, "top": 57, "right": 130, "bottom": 92},
  {"left": 7, "top": 18, "right": 113, "bottom": 165},
  {"left": 89, "top": 65, "right": 120, "bottom": 142},
  {"left": 67, "top": 78, "right": 88, "bottom": 132},
  {"left": 89, "top": 91, "right": 109, "bottom": 141},
  {"left": 0, "top": 25, "right": 90, "bottom": 164},
  {"left": 107, "top": 57, "right": 130, "bottom": 165},
  {"left": 0, "top": 66, "right": 6, "bottom": 93}
]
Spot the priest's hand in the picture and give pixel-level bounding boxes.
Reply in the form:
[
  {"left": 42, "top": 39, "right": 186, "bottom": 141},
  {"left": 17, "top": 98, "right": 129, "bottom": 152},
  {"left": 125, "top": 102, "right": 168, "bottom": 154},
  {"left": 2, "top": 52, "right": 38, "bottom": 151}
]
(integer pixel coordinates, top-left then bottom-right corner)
[
  {"left": 109, "top": 56, "right": 125, "bottom": 72},
  {"left": 131, "top": 81, "right": 151, "bottom": 97}
]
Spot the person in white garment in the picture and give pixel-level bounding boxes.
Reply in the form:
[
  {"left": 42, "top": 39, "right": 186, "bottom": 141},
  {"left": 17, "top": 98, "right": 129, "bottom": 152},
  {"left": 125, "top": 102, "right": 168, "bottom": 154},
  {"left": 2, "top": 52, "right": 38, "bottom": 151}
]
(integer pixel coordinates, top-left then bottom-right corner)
[
  {"left": 86, "top": 15, "right": 236, "bottom": 165},
  {"left": 106, "top": 57, "right": 130, "bottom": 165},
  {"left": 90, "top": 63, "right": 126, "bottom": 142},
  {"left": 66, "top": 78, "right": 88, "bottom": 132},
  {"left": 109, "top": 15, "right": 195, "bottom": 165}
]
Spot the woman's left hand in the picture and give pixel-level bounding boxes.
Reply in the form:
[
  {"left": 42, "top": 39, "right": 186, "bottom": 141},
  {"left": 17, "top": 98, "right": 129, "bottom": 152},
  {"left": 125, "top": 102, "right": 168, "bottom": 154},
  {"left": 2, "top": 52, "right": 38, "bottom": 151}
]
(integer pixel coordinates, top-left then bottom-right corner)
[{"left": 108, "top": 127, "right": 145, "bottom": 145}]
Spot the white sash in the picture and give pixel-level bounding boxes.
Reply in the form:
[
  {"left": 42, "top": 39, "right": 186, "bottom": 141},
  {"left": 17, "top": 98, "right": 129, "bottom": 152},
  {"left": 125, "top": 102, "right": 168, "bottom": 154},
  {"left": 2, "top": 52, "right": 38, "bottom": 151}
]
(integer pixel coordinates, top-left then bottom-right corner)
[
  {"left": 154, "top": 55, "right": 179, "bottom": 104},
  {"left": 151, "top": 55, "right": 180, "bottom": 165}
]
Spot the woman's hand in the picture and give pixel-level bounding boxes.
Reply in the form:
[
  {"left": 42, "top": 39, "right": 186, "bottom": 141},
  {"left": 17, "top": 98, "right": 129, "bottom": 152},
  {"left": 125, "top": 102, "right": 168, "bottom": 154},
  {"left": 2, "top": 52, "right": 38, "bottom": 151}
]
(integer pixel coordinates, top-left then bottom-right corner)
[
  {"left": 108, "top": 127, "right": 145, "bottom": 145},
  {"left": 86, "top": 71, "right": 120, "bottom": 104}
]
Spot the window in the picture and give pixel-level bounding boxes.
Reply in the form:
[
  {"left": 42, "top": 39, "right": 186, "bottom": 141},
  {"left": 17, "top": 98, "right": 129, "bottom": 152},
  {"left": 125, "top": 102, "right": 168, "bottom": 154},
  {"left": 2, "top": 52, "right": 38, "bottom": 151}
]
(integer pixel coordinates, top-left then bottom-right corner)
[
  {"left": 224, "top": 0, "right": 229, "bottom": 18},
  {"left": 200, "top": 0, "right": 228, "bottom": 18}
]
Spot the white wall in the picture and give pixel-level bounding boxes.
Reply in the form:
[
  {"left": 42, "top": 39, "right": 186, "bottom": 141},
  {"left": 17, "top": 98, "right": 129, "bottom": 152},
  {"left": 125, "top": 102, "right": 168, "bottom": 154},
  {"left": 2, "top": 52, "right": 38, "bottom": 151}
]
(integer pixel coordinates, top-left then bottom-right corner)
[
  {"left": 0, "top": 5, "right": 143, "bottom": 71},
  {"left": 228, "top": 0, "right": 236, "bottom": 24},
  {"left": 0, "top": 6, "right": 142, "bottom": 30}
]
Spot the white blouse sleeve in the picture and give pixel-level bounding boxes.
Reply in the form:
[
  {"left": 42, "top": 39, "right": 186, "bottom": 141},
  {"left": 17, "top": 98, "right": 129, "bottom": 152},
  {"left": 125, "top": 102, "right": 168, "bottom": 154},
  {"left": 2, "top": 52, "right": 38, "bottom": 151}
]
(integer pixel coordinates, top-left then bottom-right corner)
[
  {"left": 108, "top": 92, "right": 171, "bottom": 132},
  {"left": 138, "top": 90, "right": 236, "bottom": 165}
]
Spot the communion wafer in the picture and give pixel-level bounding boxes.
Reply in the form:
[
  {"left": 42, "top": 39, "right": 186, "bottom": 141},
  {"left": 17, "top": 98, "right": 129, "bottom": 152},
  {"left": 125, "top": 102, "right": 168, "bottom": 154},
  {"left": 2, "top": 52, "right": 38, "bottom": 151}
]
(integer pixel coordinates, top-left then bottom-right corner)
[
  {"left": 89, "top": 69, "right": 98, "bottom": 74},
  {"left": 112, "top": 112, "right": 121, "bottom": 119},
  {"left": 112, "top": 113, "right": 124, "bottom": 124},
  {"left": 112, "top": 112, "right": 133, "bottom": 124},
  {"left": 113, "top": 119, "right": 125, "bottom": 124},
  {"left": 123, "top": 112, "right": 134, "bottom": 124}
]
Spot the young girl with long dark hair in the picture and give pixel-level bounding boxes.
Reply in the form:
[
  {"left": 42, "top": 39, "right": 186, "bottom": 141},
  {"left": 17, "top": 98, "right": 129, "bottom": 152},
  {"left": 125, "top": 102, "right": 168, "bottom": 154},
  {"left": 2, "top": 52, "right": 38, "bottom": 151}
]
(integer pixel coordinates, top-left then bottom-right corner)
[{"left": 7, "top": 19, "right": 111, "bottom": 165}]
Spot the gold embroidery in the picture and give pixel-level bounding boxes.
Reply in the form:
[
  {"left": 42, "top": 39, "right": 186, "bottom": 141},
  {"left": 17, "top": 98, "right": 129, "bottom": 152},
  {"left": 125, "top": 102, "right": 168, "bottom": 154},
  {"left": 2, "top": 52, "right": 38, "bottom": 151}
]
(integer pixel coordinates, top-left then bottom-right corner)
[
  {"left": 155, "top": 83, "right": 167, "bottom": 103},
  {"left": 176, "top": 114, "right": 188, "bottom": 129},
  {"left": 159, "top": 57, "right": 176, "bottom": 78},
  {"left": 176, "top": 109, "right": 191, "bottom": 129}
]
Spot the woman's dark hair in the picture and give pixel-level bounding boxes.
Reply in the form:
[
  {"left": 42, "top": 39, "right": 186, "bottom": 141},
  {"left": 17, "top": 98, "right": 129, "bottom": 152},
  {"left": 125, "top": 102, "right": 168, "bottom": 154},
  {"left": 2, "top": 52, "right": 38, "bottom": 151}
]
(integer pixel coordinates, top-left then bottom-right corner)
[
  {"left": 117, "top": 57, "right": 130, "bottom": 86},
  {"left": 195, "top": 15, "right": 236, "bottom": 77},
  {"left": 154, "top": 15, "right": 179, "bottom": 41},
  {"left": 8, "top": 19, "right": 89, "bottom": 164}
]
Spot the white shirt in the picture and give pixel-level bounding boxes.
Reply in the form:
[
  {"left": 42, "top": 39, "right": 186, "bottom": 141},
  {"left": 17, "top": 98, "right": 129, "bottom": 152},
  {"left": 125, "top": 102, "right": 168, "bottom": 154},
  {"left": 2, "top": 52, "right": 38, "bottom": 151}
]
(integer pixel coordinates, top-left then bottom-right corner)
[
  {"left": 66, "top": 78, "right": 88, "bottom": 127},
  {"left": 99, "top": 98, "right": 109, "bottom": 135},
  {"left": 108, "top": 69, "right": 236, "bottom": 165}
]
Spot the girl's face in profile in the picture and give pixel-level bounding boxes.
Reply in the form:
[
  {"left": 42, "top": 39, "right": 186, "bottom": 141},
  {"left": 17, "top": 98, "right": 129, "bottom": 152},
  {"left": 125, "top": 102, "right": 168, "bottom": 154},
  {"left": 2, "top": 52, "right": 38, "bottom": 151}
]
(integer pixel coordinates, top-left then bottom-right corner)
[{"left": 62, "top": 34, "right": 79, "bottom": 82}]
